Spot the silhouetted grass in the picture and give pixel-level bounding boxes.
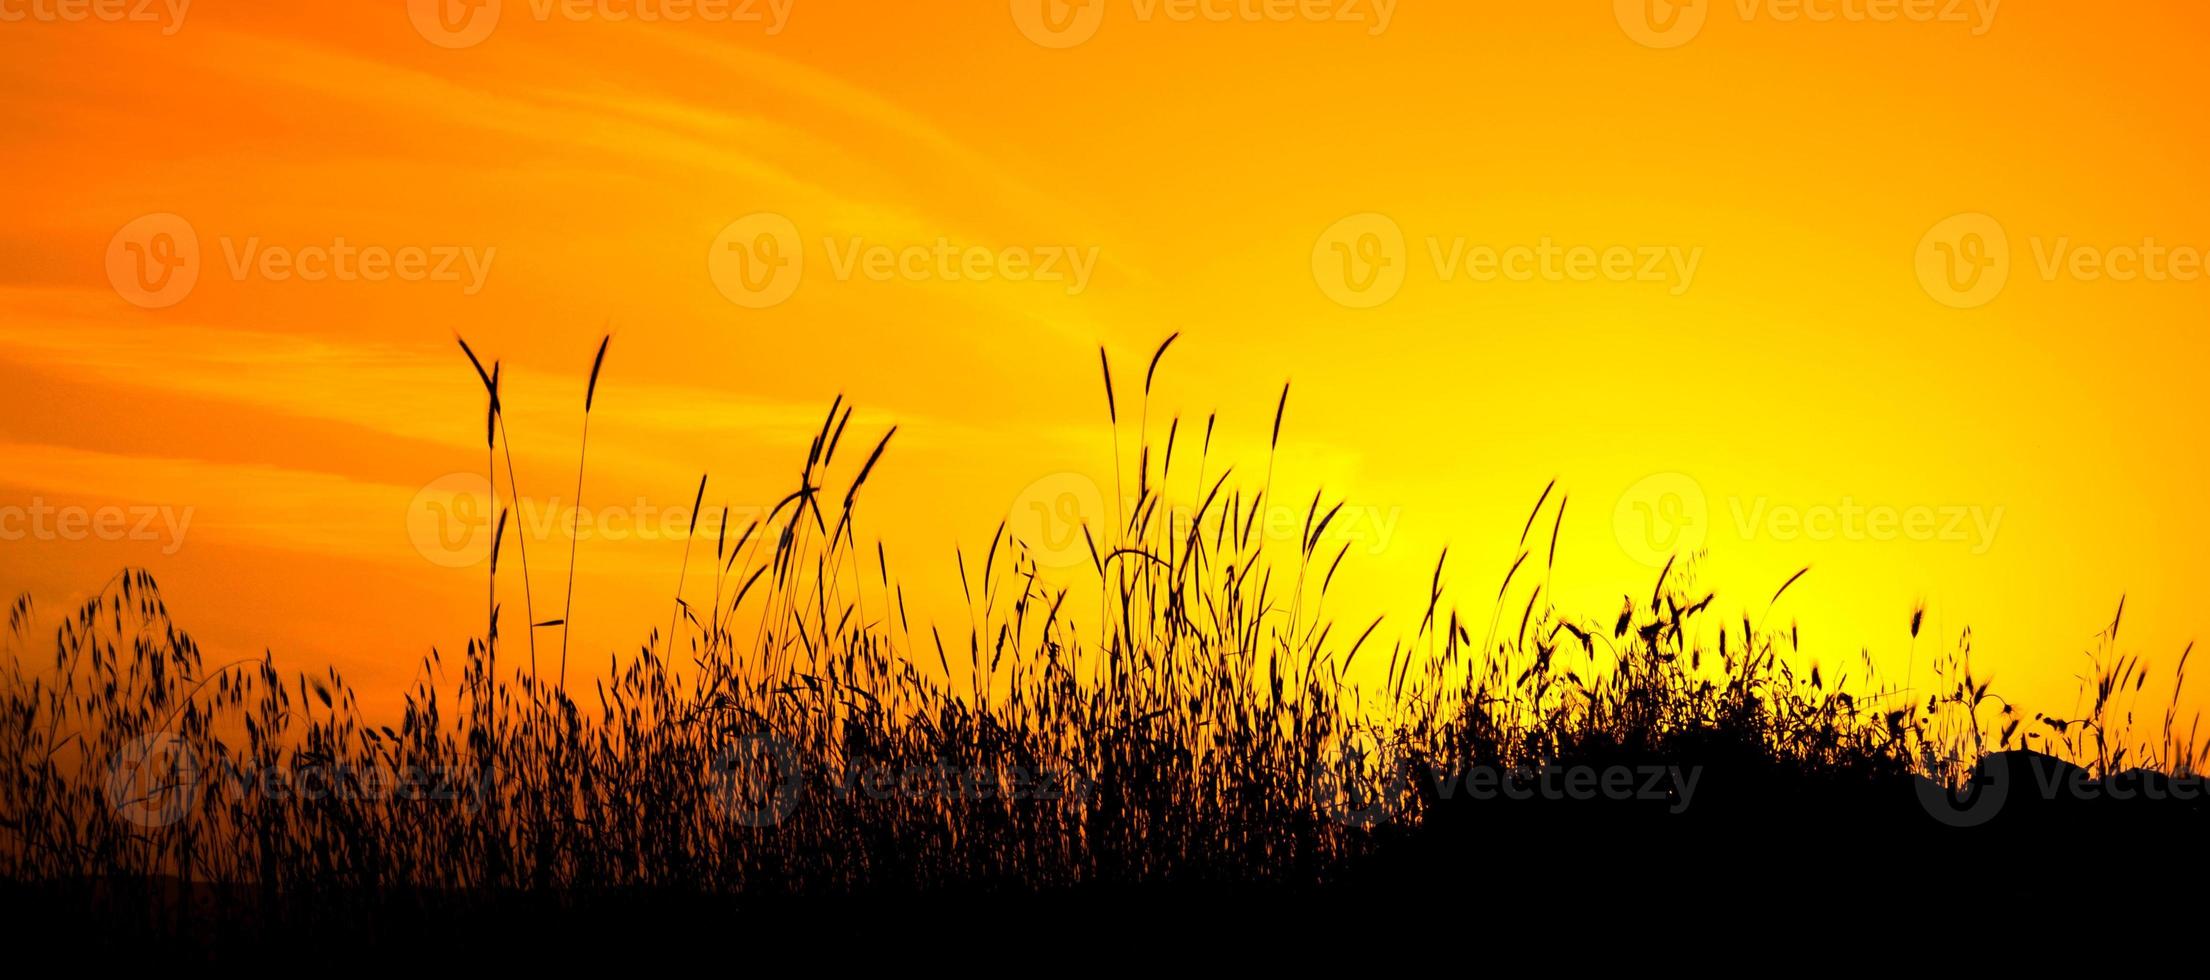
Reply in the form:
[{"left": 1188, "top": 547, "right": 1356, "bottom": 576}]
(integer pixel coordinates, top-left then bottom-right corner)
[{"left": 2, "top": 336, "right": 2203, "bottom": 944}]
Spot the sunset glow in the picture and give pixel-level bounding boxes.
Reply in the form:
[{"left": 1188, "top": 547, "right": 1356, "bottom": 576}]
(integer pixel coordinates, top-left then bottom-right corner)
[{"left": 5, "top": 0, "right": 2207, "bottom": 728}]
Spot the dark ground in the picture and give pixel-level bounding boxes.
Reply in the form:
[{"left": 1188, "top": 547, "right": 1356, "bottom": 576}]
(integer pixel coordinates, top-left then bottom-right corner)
[{"left": 9, "top": 750, "right": 2205, "bottom": 960}]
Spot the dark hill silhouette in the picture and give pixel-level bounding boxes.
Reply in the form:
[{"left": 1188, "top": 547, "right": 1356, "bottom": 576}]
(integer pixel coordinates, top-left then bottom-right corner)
[{"left": 1354, "top": 746, "right": 2209, "bottom": 907}]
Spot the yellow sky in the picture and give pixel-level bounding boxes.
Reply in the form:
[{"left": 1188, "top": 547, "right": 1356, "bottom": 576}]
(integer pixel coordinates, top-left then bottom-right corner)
[{"left": 2, "top": 1, "right": 2207, "bottom": 727}]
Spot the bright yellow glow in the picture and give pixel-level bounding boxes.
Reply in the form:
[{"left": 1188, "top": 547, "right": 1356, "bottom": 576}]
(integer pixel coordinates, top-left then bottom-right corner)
[{"left": 2, "top": 2, "right": 2205, "bottom": 732}]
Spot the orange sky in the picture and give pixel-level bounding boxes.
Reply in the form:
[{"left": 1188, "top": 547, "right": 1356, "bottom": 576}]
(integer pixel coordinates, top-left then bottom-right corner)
[{"left": 3, "top": 1, "right": 2207, "bottom": 728}]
